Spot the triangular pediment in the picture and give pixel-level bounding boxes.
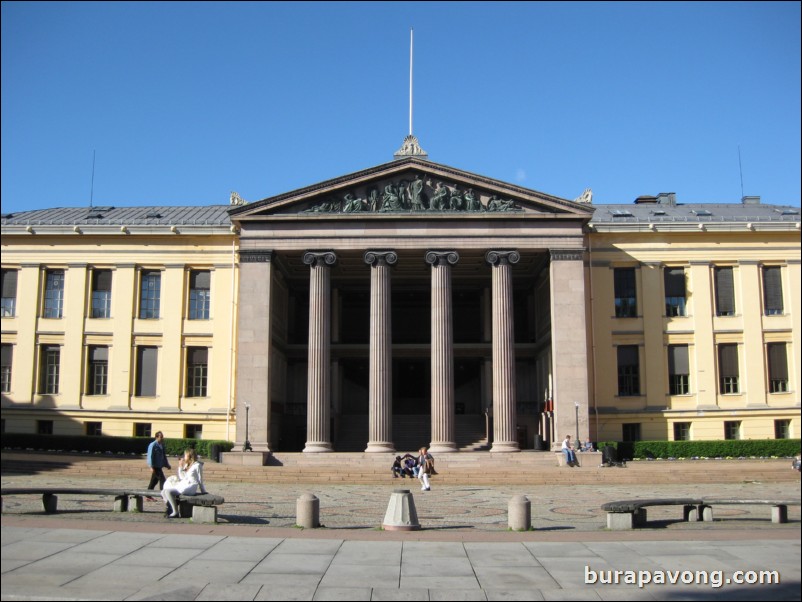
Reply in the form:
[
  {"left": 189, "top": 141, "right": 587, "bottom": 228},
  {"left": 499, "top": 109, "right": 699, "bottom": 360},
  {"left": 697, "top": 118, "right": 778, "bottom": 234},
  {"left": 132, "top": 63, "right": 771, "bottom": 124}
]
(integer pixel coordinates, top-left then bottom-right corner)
[{"left": 229, "top": 157, "right": 593, "bottom": 221}]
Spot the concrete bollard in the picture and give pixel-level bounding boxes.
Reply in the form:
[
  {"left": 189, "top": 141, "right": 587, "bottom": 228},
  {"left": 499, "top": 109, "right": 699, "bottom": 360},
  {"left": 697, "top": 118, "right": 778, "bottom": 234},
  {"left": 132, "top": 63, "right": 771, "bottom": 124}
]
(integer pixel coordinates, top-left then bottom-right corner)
[
  {"left": 382, "top": 489, "right": 421, "bottom": 531},
  {"left": 296, "top": 493, "right": 320, "bottom": 528},
  {"left": 508, "top": 495, "right": 531, "bottom": 531}
]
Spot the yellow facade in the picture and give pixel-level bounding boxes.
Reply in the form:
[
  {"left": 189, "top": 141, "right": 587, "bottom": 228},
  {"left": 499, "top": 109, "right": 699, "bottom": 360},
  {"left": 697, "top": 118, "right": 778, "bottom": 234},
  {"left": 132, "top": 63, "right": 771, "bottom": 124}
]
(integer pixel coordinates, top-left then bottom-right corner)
[
  {"left": 587, "top": 224, "right": 800, "bottom": 443},
  {"left": 1, "top": 218, "right": 238, "bottom": 442},
  {"left": 2, "top": 194, "right": 800, "bottom": 446}
]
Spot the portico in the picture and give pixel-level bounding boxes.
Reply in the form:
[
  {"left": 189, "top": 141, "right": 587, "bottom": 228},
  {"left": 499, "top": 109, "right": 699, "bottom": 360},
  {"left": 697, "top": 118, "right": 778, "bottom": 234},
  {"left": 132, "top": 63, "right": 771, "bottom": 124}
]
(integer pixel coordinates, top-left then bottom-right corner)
[{"left": 230, "top": 157, "right": 592, "bottom": 453}]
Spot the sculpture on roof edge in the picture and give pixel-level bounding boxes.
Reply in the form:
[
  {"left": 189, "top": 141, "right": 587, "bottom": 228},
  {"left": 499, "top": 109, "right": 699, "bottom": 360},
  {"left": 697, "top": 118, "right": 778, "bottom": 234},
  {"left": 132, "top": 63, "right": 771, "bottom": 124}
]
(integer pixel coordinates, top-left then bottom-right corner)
[
  {"left": 394, "top": 134, "right": 428, "bottom": 158},
  {"left": 574, "top": 188, "right": 593, "bottom": 204},
  {"left": 230, "top": 191, "right": 247, "bottom": 206}
]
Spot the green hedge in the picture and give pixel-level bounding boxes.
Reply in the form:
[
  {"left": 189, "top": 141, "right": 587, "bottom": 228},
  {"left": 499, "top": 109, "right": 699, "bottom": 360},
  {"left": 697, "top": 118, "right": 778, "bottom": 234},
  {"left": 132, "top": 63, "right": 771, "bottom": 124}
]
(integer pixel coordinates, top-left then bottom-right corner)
[
  {"left": 597, "top": 439, "right": 801, "bottom": 460},
  {"left": 1, "top": 433, "right": 234, "bottom": 460}
]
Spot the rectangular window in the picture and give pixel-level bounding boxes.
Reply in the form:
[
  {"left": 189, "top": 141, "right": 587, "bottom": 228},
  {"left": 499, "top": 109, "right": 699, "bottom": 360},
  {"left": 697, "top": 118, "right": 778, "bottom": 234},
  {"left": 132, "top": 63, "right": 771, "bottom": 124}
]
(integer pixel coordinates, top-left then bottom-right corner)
[
  {"left": 622, "top": 423, "right": 641, "bottom": 442},
  {"left": 39, "top": 346, "right": 60, "bottom": 394},
  {"left": 1, "top": 344, "right": 12, "bottom": 393},
  {"left": 617, "top": 346, "right": 640, "bottom": 396},
  {"left": 37, "top": 420, "right": 53, "bottom": 435},
  {"left": 668, "top": 345, "right": 690, "bottom": 395},
  {"left": 88, "top": 346, "right": 108, "bottom": 396},
  {"left": 718, "top": 344, "right": 740, "bottom": 394},
  {"left": 91, "top": 269, "right": 112, "bottom": 318},
  {"left": 763, "top": 266, "right": 783, "bottom": 315},
  {"left": 188, "top": 270, "right": 211, "bottom": 320},
  {"left": 186, "top": 347, "right": 208, "bottom": 397},
  {"left": 774, "top": 420, "right": 790, "bottom": 440},
  {"left": 714, "top": 267, "right": 735, "bottom": 316},
  {"left": 85, "top": 421, "right": 102, "bottom": 436},
  {"left": 613, "top": 268, "right": 637, "bottom": 318},
  {"left": 43, "top": 269, "right": 65, "bottom": 318},
  {"left": 724, "top": 420, "right": 741, "bottom": 440},
  {"left": 134, "top": 423, "right": 152, "bottom": 438},
  {"left": 185, "top": 424, "right": 203, "bottom": 439},
  {"left": 135, "top": 346, "right": 158, "bottom": 397},
  {"left": 673, "top": 422, "right": 691, "bottom": 441},
  {"left": 664, "top": 267, "right": 687, "bottom": 317},
  {"left": 767, "top": 343, "right": 789, "bottom": 393},
  {"left": 139, "top": 270, "right": 161, "bottom": 319},
  {"left": 1, "top": 269, "right": 18, "bottom": 317}
]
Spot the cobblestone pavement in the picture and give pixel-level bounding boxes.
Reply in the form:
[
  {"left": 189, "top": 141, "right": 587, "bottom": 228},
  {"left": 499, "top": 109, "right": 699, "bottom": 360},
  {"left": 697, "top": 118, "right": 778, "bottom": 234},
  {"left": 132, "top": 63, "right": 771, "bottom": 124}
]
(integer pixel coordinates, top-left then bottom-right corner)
[{"left": 2, "top": 471, "right": 800, "bottom": 533}]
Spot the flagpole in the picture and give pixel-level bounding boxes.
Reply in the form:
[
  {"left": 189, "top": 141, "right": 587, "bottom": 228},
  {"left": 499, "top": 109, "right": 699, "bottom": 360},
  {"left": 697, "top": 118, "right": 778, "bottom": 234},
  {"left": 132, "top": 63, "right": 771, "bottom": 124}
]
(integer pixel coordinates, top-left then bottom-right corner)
[{"left": 409, "top": 28, "right": 413, "bottom": 136}]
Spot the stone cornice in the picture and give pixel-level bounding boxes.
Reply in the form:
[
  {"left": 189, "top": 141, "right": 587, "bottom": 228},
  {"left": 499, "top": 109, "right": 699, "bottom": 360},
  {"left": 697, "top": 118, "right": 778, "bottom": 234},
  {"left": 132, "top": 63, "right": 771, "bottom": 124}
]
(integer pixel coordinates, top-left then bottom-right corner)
[
  {"left": 549, "top": 249, "right": 584, "bottom": 261},
  {"left": 239, "top": 250, "right": 274, "bottom": 263}
]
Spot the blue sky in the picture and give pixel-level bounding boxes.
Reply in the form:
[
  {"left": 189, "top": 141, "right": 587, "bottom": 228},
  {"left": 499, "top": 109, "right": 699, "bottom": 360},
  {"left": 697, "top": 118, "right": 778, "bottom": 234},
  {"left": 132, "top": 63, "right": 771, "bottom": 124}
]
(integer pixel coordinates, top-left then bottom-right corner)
[{"left": 2, "top": 1, "right": 800, "bottom": 214}]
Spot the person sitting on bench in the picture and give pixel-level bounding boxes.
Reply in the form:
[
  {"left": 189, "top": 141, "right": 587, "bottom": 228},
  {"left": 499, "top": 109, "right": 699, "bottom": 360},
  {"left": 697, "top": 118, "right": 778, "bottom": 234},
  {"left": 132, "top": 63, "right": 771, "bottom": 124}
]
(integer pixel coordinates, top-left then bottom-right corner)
[
  {"left": 161, "top": 448, "right": 204, "bottom": 518},
  {"left": 561, "top": 435, "right": 579, "bottom": 467}
]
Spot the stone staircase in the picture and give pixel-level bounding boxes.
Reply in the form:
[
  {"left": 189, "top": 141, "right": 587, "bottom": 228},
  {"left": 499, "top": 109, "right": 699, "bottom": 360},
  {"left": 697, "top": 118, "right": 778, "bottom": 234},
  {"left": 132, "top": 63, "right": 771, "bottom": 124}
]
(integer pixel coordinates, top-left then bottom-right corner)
[{"left": 2, "top": 450, "right": 798, "bottom": 486}]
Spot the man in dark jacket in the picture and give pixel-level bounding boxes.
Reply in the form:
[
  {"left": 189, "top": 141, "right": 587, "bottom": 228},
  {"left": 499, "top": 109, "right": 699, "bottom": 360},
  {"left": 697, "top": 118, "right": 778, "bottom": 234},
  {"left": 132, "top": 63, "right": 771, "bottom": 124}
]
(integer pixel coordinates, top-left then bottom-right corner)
[{"left": 146, "top": 431, "right": 171, "bottom": 491}]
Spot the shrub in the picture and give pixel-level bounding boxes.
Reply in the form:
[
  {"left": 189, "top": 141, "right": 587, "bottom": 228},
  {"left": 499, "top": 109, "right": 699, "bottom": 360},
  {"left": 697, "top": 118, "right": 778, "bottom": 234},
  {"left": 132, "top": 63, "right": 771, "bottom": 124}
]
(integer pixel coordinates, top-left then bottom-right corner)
[{"left": 596, "top": 439, "right": 800, "bottom": 460}]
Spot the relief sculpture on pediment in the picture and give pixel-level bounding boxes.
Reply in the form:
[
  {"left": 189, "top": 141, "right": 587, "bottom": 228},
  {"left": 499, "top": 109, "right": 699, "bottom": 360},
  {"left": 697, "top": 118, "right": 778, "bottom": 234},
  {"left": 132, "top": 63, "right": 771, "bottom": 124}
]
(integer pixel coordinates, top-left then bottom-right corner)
[{"left": 300, "top": 173, "right": 522, "bottom": 214}]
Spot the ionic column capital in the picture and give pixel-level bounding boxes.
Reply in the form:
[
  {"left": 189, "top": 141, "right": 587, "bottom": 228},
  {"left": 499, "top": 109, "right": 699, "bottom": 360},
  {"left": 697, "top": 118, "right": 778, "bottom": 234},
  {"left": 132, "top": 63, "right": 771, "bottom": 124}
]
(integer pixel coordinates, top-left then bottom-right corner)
[
  {"left": 303, "top": 251, "right": 338, "bottom": 267},
  {"left": 485, "top": 250, "right": 521, "bottom": 267},
  {"left": 425, "top": 250, "right": 460, "bottom": 267},
  {"left": 364, "top": 250, "right": 398, "bottom": 267}
]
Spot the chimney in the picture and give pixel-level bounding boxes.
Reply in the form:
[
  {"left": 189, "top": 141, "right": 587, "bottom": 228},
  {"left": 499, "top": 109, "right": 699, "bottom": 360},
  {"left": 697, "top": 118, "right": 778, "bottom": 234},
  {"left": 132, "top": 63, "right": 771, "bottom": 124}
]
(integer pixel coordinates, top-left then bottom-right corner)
[
  {"left": 656, "top": 192, "right": 677, "bottom": 206},
  {"left": 742, "top": 196, "right": 761, "bottom": 205},
  {"left": 634, "top": 195, "right": 658, "bottom": 204}
]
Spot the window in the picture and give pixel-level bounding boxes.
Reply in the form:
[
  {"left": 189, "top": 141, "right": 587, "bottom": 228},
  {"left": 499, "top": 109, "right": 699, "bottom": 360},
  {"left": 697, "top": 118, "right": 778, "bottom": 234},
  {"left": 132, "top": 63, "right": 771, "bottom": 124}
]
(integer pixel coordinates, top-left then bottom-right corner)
[
  {"left": 39, "top": 346, "right": 60, "bottom": 394},
  {"left": 139, "top": 270, "right": 161, "bottom": 319},
  {"left": 774, "top": 420, "right": 790, "bottom": 440},
  {"left": 622, "top": 423, "right": 641, "bottom": 442},
  {"left": 718, "top": 344, "right": 739, "bottom": 394},
  {"left": 714, "top": 267, "right": 735, "bottom": 316},
  {"left": 85, "top": 422, "right": 102, "bottom": 436},
  {"left": 673, "top": 422, "right": 691, "bottom": 441},
  {"left": 134, "top": 423, "right": 152, "bottom": 438},
  {"left": 1, "top": 344, "right": 12, "bottom": 393},
  {"left": 763, "top": 266, "right": 783, "bottom": 315},
  {"left": 617, "top": 346, "right": 640, "bottom": 396},
  {"left": 767, "top": 343, "right": 789, "bottom": 393},
  {"left": 90, "top": 269, "right": 112, "bottom": 318},
  {"left": 185, "top": 424, "right": 203, "bottom": 439},
  {"left": 186, "top": 347, "right": 208, "bottom": 397},
  {"left": 37, "top": 420, "right": 53, "bottom": 435},
  {"left": 88, "top": 346, "right": 108, "bottom": 396},
  {"left": 668, "top": 345, "right": 690, "bottom": 395},
  {"left": 188, "top": 270, "right": 211, "bottom": 320},
  {"left": 1, "top": 269, "right": 18, "bottom": 317},
  {"left": 43, "top": 269, "right": 65, "bottom": 318},
  {"left": 724, "top": 420, "right": 741, "bottom": 440},
  {"left": 664, "top": 267, "right": 686, "bottom": 317},
  {"left": 135, "top": 346, "right": 158, "bottom": 397},
  {"left": 614, "top": 268, "right": 637, "bottom": 318}
]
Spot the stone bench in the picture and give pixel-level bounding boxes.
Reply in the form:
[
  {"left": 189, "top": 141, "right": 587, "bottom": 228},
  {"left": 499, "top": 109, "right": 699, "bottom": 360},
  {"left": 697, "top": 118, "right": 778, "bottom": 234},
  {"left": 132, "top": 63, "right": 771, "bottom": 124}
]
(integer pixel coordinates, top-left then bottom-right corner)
[
  {"left": 1, "top": 487, "right": 224, "bottom": 523},
  {"left": 1, "top": 487, "right": 158, "bottom": 514},
  {"left": 602, "top": 498, "right": 800, "bottom": 530},
  {"left": 175, "top": 492, "right": 225, "bottom": 523}
]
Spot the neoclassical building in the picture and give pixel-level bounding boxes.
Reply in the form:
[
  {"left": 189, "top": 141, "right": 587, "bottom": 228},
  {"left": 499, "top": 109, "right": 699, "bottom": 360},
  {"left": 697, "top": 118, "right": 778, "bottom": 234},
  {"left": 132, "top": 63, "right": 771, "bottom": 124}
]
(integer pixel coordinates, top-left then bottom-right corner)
[{"left": 2, "top": 150, "right": 800, "bottom": 451}]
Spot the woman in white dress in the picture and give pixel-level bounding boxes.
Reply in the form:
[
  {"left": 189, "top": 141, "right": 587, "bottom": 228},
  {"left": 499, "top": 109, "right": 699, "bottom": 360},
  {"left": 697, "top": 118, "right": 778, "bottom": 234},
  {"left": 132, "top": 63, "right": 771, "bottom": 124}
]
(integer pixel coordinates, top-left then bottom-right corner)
[{"left": 161, "top": 448, "right": 204, "bottom": 518}]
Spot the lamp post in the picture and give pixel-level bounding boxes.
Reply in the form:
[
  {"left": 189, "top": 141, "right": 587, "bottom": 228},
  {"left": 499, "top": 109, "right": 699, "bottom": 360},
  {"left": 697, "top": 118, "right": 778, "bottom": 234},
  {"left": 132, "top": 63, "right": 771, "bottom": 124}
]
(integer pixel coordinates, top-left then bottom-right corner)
[
  {"left": 574, "top": 401, "right": 580, "bottom": 444},
  {"left": 243, "top": 403, "right": 253, "bottom": 452}
]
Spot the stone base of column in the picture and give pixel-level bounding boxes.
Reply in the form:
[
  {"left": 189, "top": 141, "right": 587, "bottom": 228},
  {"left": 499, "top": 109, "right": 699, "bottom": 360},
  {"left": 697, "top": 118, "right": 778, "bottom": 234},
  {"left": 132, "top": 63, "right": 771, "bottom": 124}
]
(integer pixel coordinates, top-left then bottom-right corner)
[
  {"left": 303, "top": 442, "right": 333, "bottom": 453},
  {"left": 490, "top": 441, "right": 521, "bottom": 453},
  {"left": 365, "top": 442, "right": 396, "bottom": 453},
  {"left": 429, "top": 442, "right": 458, "bottom": 453}
]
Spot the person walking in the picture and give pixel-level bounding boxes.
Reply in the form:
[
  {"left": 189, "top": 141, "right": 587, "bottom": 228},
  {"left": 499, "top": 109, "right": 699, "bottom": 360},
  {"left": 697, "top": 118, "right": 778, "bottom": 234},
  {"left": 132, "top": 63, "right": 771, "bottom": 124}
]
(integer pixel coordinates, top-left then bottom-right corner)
[
  {"left": 146, "top": 431, "right": 171, "bottom": 492},
  {"left": 417, "top": 446, "right": 435, "bottom": 491}
]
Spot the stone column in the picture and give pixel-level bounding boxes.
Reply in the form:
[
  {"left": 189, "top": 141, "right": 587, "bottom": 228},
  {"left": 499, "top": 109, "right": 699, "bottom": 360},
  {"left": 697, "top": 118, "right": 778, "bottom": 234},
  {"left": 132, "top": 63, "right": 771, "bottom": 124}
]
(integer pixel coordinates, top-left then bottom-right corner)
[
  {"left": 425, "top": 250, "right": 459, "bottom": 453},
  {"left": 236, "top": 250, "right": 274, "bottom": 452},
  {"left": 549, "top": 249, "right": 590, "bottom": 449},
  {"left": 303, "top": 251, "right": 337, "bottom": 453},
  {"left": 364, "top": 250, "right": 398, "bottom": 452},
  {"left": 486, "top": 250, "right": 521, "bottom": 452}
]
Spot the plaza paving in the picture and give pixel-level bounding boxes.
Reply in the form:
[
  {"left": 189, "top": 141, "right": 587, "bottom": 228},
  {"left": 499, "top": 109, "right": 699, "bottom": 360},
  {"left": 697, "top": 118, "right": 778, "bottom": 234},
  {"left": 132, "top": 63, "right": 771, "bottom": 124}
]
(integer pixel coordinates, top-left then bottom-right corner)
[{"left": 1, "top": 465, "right": 800, "bottom": 600}]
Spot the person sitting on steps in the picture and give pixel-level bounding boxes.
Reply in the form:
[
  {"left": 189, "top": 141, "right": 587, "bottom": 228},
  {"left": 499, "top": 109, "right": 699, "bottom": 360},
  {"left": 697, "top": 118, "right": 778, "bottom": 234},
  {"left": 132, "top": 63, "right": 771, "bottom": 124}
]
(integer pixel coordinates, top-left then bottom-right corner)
[{"left": 562, "top": 434, "right": 579, "bottom": 467}]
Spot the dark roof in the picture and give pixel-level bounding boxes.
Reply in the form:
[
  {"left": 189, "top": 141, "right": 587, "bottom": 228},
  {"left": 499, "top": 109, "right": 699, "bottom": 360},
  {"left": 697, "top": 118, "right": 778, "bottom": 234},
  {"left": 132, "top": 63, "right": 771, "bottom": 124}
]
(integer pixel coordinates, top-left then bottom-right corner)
[
  {"left": 590, "top": 203, "right": 800, "bottom": 224},
  {"left": 1, "top": 205, "right": 231, "bottom": 227}
]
